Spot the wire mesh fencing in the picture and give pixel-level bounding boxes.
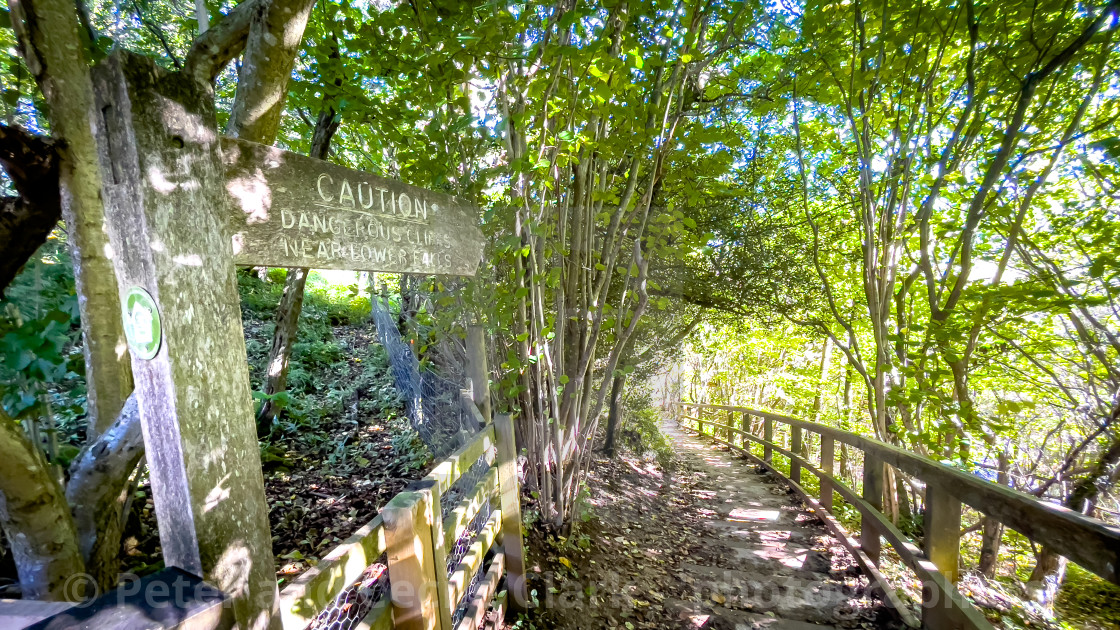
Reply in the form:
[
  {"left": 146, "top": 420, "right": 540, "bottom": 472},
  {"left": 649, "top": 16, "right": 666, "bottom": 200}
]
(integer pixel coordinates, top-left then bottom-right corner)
[
  {"left": 308, "top": 561, "right": 391, "bottom": 630},
  {"left": 371, "top": 293, "right": 480, "bottom": 459}
]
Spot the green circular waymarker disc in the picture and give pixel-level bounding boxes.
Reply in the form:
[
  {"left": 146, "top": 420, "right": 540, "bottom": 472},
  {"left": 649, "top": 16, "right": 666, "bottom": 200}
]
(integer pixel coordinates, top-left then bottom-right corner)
[{"left": 123, "top": 287, "right": 162, "bottom": 360}]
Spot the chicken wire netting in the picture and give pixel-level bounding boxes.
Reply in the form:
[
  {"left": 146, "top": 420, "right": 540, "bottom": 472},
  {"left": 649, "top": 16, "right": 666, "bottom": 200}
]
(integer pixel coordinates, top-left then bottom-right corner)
[
  {"left": 448, "top": 498, "right": 497, "bottom": 628},
  {"left": 303, "top": 454, "right": 498, "bottom": 630},
  {"left": 308, "top": 561, "right": 390, "bottom": 630},
  {"left": 371, "top": 293, "right": 481, "bottom": 459},
  {"left": 441, "top": 454, "right": 493, "bottom": 521},
  {"left": 304, "top": 497, "right": 497, "bottom": 630}
]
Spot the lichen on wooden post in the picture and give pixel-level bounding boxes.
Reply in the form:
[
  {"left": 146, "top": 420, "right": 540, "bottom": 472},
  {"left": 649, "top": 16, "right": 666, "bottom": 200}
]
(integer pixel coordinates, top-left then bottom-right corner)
[{"left": 91, "top": 51, "right": 279, "bottom": 629}]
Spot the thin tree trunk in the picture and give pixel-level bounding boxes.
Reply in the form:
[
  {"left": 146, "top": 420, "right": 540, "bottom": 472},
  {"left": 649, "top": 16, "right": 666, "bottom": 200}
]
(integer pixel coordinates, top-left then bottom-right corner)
[
  {"left": 64, "top": 395, "right": 144, "bottom": 589},
  {"left": 603, "top": 373, "right": 626, "bottom": 457},
  {"left": 10, "top": 0, "right": 134, "bottom": 439},
  {"left": 254, "top": 107, "right": 337, "bottom": 436},
  {"left": 978, "top": 453, "right": 1009, "bottom": 578},
  {"left": 812, "top": 336, "right": 832, "bottom": 422},
  {"left": 1028, "top": 425, "right": 1120, "bottom": 606}
]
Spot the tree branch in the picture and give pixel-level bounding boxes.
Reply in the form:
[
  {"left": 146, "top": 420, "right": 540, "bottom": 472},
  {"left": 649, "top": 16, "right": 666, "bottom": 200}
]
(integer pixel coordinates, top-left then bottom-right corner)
[
  {"left": 183, "top": 0, "right": 265, "bottom": 84},
  {"left": 0, "top": 124, "right": 61, "bottom": 294}
]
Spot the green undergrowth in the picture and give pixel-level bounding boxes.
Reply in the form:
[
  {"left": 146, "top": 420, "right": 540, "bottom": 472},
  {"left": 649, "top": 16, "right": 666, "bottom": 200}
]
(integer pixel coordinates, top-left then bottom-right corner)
[{"left": 236, "top": 269, "right": 429, "bottom": 470}]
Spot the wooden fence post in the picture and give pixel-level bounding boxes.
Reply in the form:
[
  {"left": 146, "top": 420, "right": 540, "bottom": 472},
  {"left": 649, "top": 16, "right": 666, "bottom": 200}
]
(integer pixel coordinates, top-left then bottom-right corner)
[
  {"left": 495, "top": 413, "right": 527, "bottom": 613},
  {"left": 741, "top": 412, "right": 750, "bottom": 451},
  {"left": 92, "top": 52, "right": 279, "bottom": 628},
  {"left": 467, "top": 326, "right": 491, "bottom": 423},
  {"left": 924, "top": 484, "right": 962, "bottom": 583},
  {"left": 763, "top": 418, "right": 773, "bottom": 462},
  {"left": 384, "top": 484, "right": 441, "bottom": 630},
  {"left": 820, "top": 435, "right": 835, "bottom": 511},
  {"left": 698, "top": 408, "right": 705, "bottom": 435},
  {"left": 862, "top": 454, "right": 885, "bottom": 565},
  {"left": 790, "top": 426, "right": 803, "bottom": 484},
  {"left": 427, "top": 479, "right": 453, "bottom": 630}
]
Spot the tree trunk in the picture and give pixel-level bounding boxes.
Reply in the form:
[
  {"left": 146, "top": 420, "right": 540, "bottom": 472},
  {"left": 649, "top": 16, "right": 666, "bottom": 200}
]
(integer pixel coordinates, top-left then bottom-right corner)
[
  {"left": 224, "top": 0, "right": 316, "bottom": 142},
  {"left": 978, "top": 453, "right": 1009, "bottom": 578},
  {"left": 1027, "top": 427, "right": 1120, "bottom": 606},
  {"left": 227, "top": 0, "right": 320, "bottom": 435},
  {"left": 0, "top": 125, "right": 61, "bottom": 294},
  {"left": 64, "top": 395, "right": 144, "bottom": 589},
  {"left": 0, "top": 410, "right": 85, "bottom": 600},
  {"left": 256, "top": 267, "right": 308, "bottom": 435},
  {"left": 603, "top": 373, "right": 626, "bottom": 457},
  {"left": 10, "top": 0, "right": 134, "bottom": 439},
  {"left": 812, "top": 336, "right": 832, "bottom": 422},
  {"left": 256, "top": 106, "right": 338, "bottom": 435}
]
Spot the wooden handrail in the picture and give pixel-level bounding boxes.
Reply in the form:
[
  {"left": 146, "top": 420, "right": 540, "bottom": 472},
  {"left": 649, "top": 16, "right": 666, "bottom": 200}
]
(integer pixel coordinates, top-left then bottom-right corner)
[
  {"left": 676, "top": 402, "right": 1120, "bottom": 585},
  {"left": 676, "top": 401, "right": 1120, "bottom": 630}
]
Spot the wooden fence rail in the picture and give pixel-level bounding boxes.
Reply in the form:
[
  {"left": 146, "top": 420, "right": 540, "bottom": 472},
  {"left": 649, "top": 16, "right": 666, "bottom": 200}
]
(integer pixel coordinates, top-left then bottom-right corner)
[
  {"left": 676, "top": 402, "right": 1120, "bottom": 630},
  {"left": 278, "top": 396, "right": 524, "bottom": 630}
]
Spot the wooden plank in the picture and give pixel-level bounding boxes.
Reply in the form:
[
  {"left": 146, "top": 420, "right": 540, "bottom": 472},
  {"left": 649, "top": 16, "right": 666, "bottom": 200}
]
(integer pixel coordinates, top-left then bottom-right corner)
[
  {"left": 0, "top": 600, "right": 75, "bottom": 630},
  {"left": 740, "top": 411, "right": 750, "bottom": 450},
  {"left": 421, "top": 427, "right": 498, "bottom": 630},
  {"left": 91, "top": 52, "right": 279, "bottom": 628},
  {"left": 679, "top": 403, "right": 1120, "bottom": 585},
  {"left": 425, "top": 424, "right": 496, "bottom": 490},
  {"left": 427, "top": 479, "right": 454, "bottom": 630},
  {"left": 862, "top": 454, "right": 884, "bottom": 565},
  {"left": 22, "top": 567, "right": 232, "bottom": 630},
  {"left": 279, "top": 515, "right": 386, "bottom": 628},
  {"left": 455, "top": 551, "right": 505, "bottom": 630},
  {"left": 447, "top": 510, "right": 502, "bottom": 609},
  {"left": 221, "top": 137, "right": 484, "bottom": 276},
  {"left": 821, "top": 435, "right": 835, "bottom": 511},
  {"left": 383, "top": 484, "right": 441, "bottom": 630},
  {"left": 495, "top": 413, "right": 527, "bottom": 613},
  {"left": 460, "top": 393, "right": 491, "bottom": 432},
  {"left": 466, "top": 326, "right": 492, "bottom": 423},
  {"left": 925, "top": 484, "right": 962, "bottom": 583}
]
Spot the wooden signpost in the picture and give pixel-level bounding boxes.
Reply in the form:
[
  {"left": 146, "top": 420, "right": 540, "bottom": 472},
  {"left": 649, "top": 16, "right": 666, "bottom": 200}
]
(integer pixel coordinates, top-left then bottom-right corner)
[
  {"left": 91, "top": 51, "right": 486, "bottom": 630},
  {"left": 222, "top": 138, "right": 484, "bottom": 276}
]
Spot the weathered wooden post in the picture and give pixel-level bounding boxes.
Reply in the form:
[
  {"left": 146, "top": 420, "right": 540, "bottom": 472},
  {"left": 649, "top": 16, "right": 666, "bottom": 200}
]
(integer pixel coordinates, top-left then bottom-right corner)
[
  {"left": 741, "top": 411, "right": 750, "bottom": 450},
  {"left": 92, "top": 52, "right": 279, "bottom": 629},
  {"left": 466, "top": 325, "right": 491, "bottom": 422},
  {"left": 384, "top": 484, "right": 442, "bottom": 630},
  {"left": 494, "top": 414, "right": 527, "bottom": 612},
  {"left": 924, "top": 484, "right": 962, "bottom": 582},
  {"left": 862, "top": 454, "right": 885, "bottom": 565},
  {"left": 820, "top": 435, "right": 835, "bottom": 511},
  {"left": 697, "top": 407, "right": 705, "bottom": 435},
  {"left": 763, "top": 417, "right": 774, "bottom": 462},
  {"left": 790, "top": 426, "right": 803, "bottom": 484}
]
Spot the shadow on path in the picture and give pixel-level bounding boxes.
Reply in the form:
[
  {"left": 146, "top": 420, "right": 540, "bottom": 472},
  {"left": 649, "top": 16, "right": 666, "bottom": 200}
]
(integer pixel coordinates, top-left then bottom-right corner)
[{"left": 523, "top": 420, "right": 894, "bottom": 630}]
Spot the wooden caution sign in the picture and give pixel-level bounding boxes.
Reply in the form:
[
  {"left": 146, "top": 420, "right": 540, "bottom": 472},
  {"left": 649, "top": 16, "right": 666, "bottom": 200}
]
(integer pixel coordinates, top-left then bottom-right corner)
[{"left": 222, "top": 138, "right": 485, "bottom": 276}]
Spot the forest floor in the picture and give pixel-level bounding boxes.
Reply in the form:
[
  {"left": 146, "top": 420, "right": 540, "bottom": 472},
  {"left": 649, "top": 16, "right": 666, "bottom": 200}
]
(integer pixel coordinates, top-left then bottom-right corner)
[{"left": 520, "top": 421, "right": 892, "bottom": 630}]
